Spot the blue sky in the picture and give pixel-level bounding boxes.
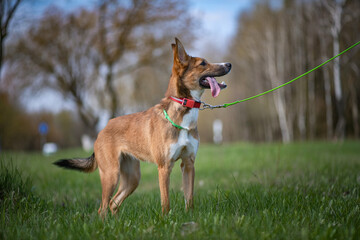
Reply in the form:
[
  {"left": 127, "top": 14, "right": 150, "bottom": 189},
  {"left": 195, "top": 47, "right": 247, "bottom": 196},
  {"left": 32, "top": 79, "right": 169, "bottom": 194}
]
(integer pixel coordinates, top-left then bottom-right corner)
[
  {"left": 18, "top": 0, "right": 254, "bottom": 55},
  {"left": 17, "top": 0, "right": 255, "bottom": 113},
  {"left": 188, "top": 0, "right": 253, "bottom": 55}
]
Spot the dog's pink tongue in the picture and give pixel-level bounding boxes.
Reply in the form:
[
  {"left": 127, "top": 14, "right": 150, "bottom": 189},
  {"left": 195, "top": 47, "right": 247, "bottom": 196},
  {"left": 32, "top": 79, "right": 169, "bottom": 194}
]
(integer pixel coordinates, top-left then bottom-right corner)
[{"left": 206, "top": 76, "right": 220, "bottom": 98}]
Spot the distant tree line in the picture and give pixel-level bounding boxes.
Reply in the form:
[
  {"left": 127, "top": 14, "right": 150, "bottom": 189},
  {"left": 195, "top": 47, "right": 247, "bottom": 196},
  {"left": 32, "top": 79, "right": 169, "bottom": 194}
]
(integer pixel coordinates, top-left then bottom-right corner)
[
  {"left": 214, "top": 0, "right": 360, "bottom": 143},
  {"left": 0, "top": 92, "right": 85, "bottom": 150},
  {"left": 1, "top": 0, "right": 359, "bottom": 150},
  {"left": 2, "top": 0, "right": 196, "bottom": 139},
  {"left": 1, "top": 0, "right": 196, "bottom": 149}
]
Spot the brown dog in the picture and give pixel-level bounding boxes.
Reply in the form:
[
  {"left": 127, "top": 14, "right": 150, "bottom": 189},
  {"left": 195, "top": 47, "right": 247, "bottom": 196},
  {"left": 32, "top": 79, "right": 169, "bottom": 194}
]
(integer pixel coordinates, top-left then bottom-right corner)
[{"left": 54, "top": 38, "right": 231, "bottom": 216}]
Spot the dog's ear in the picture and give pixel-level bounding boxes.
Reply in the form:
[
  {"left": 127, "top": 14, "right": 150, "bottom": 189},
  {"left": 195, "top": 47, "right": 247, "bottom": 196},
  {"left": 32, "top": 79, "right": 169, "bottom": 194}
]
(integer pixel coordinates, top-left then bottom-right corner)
[{"left": 173, "top": 37, "right": 189, "bottom": 65}]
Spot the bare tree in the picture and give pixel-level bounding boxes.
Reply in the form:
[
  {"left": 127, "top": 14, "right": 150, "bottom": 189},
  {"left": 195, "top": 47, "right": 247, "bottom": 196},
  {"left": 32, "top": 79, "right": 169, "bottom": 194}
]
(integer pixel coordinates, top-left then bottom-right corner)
[
  {"left": 0, "top": 0, "right": 22, "bottom": 75},
  {"left": 349, "top": 63, "right": 359, "bottom": 137},
  {"left": 6, "top": 0, "right": 196, "bottom": 134},
  {"left": 8, "top": 8, "right": 101, "bottom": 135},
  {"left": 225, "top": 0, "right": 360, "bottom": 142},
  {"left": 321, "top": 0, "right": 347, "bottom": 140},
  {"left": 96, "top": 0, "right": 195, "bottom": 117},
  {"left": 321, "top": 43, "right": 334, "bottom": 139},
  {"left": 265, "top": 28, "right": 292, "bottom": 143}
]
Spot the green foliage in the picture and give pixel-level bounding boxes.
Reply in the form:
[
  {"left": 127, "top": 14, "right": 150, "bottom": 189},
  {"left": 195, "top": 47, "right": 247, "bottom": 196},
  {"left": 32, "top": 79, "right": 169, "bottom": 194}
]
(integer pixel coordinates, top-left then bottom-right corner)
[{"left": 1, "top": 142, "right": 360, "bottom": 239}]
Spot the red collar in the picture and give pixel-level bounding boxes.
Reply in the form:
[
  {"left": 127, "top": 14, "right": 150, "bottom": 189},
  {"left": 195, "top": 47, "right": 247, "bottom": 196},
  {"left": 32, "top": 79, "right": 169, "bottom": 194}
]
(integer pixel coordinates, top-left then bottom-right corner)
[{"left": 169, "top": 96, "right": 202, "bottom": 108}]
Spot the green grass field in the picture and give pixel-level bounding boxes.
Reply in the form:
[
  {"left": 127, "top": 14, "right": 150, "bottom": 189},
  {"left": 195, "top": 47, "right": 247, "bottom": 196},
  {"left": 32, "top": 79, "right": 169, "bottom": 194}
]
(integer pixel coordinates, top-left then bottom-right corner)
[{"left": 1, "top": 142, "right": 360, "bottom": 239}]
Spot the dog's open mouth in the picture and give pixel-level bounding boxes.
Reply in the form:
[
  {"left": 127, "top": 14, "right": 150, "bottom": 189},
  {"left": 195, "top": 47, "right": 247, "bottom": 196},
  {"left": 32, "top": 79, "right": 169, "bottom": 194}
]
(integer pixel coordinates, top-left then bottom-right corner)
[{"left": 199, "top": 76, "right": 227, "bottom": 98}]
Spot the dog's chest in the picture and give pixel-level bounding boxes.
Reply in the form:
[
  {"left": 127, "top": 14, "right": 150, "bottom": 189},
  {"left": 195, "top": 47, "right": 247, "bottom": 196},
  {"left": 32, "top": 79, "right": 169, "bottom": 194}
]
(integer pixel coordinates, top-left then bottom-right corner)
[{"left": 168, "top": 109, "right": 199, "bottom": 161}]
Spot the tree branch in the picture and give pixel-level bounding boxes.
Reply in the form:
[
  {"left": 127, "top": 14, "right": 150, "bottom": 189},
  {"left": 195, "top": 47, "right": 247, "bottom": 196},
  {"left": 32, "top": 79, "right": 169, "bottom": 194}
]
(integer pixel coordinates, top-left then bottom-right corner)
[{"left": 1, "top": 0, "right": 22, "bottom": 39}]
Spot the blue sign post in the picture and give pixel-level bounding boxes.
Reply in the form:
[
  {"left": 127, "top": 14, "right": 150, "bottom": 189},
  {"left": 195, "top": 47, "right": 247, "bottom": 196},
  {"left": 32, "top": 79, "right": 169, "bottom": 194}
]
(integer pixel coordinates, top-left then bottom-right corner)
[
  {"left": 38, "top": 122, "right": 48, "bottom": 136},
  {"left": 38, "top": 122, "right": 48, "bottom": 148}
]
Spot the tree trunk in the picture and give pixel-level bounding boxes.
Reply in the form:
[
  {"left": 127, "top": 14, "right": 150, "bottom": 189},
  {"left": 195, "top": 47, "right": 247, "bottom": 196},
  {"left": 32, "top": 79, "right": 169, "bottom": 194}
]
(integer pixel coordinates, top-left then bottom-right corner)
[
  {"left": 266, "top": 29, "right": 291, "bottom": 143},
  {"left": 297, "top": 82, "right": 306, "bottom": 140},
  {"left": 105, "top": 64, "right": 118, "bottom": 119},
  {"left": 333, "top": 33, "right": 345, "bottom": 140},
  {"left": 319, "top": 36, "right": 333, "bottom": 140},
  {"left": 350, "top": 84, "right": 359, "bottom": 138},
  {"left": 331, "top": 0, "right": 345, "bottom": 141},
  {"left": 0, "top": 0, "right": 22, "bottom": 76},
  {"left": 323, "top": 67, "right": 333, "bottom": 139},
  {"left": 349, "top": 64, "right": 359, "bottom": 138},
  {"left": 308, "top": 69, "right": 316, "bottom": 139},
  {"left": 75, "top": 97, "right": 98, "bottom": 137},
  {"left": 0, "top": 36, "right": 3, "bottom": 75},
  {"left": 273, "top": 91, "right": 291, "bottom": 143},
  {"left": 294, "top": 7, "right": 306, "bottom": 141}
]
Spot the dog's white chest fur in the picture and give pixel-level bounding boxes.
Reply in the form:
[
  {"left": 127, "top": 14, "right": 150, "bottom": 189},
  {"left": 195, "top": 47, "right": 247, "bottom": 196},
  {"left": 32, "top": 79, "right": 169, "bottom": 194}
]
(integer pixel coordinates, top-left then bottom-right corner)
[{"left": 168, "top": 108, "right": 199, "bottom": 161}]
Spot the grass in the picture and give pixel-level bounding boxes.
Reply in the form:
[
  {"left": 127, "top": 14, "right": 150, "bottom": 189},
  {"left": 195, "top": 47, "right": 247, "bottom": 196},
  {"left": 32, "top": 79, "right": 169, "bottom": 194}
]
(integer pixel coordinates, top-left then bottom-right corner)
[{"left": 1, "top": 141, "right": 360, "bottom": 239}]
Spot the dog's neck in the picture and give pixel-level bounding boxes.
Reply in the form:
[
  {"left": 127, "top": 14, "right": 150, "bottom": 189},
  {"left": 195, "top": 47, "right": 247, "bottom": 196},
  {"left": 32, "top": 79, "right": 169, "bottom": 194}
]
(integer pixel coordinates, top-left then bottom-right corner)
[
  {"left": 165, "top": 72, "right": 204, "bottom": 100},
  {"left": 160, "top": 75, "right": 203, "bottom": 130},
  {"left": 189, "top": 89, "right": 204, "bottom": 101}
]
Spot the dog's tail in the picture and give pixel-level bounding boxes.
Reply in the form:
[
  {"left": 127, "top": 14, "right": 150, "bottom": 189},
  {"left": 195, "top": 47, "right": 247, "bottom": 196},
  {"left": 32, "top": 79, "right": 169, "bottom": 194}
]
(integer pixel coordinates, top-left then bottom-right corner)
[{"left": 53, "top": 153, "right": 97, "bottom": 173}]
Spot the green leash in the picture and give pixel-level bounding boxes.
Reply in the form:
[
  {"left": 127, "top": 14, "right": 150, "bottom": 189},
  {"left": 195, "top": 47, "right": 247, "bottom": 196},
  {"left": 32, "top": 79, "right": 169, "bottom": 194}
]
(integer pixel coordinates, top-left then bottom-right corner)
[
  {"left": 163, "top": 109, "right": 189, "bottom": 130},
  {"left": 164, "top": 40, "right": 360, "bottom": 129},
  {"left": 200, "top": 40, "right": 360, "bottom": 110}
]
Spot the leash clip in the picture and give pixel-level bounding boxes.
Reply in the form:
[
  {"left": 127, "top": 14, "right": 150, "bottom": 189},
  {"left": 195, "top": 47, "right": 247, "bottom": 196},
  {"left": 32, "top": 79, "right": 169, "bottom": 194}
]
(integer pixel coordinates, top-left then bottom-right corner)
[{"left": 200, "top": 101, "right": 226, "bottom": 110}]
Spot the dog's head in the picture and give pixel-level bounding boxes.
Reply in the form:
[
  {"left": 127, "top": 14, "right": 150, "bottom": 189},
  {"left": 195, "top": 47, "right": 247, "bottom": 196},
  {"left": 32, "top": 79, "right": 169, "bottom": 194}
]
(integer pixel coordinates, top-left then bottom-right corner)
[{"left": 169, "top": 38, "right": 231, "bottom": 98}]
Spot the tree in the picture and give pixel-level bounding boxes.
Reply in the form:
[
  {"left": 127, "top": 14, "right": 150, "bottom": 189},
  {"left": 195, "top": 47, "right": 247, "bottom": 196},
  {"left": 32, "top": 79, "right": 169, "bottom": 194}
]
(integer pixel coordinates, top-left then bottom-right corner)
[
  {"left": 225, "top": 0, "right": 360, "bottom": 142},
  {"left": 321, "top": 0, "right": 346, "bottom": 140},
  {"left": 6, "top": 0, "right": 196, "bottom": 134},
  {"left": 0, "top": 0, "right": 22, "bottom": 75},
  {"left": 8, "top": 8, "right": 101, "bottom": 135},
  {"left": 264, "top": 10, "right": 293, "bottom": 143},
  {"left": 96, "top": 0, "right": 195, "bottom": 117}
]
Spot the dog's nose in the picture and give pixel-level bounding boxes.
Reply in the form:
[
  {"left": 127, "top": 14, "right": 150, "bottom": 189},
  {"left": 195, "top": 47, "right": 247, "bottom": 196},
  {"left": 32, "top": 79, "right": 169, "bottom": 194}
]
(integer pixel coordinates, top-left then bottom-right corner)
[{"left": 225, "top": 63, "right": 232, "bottom": 70}]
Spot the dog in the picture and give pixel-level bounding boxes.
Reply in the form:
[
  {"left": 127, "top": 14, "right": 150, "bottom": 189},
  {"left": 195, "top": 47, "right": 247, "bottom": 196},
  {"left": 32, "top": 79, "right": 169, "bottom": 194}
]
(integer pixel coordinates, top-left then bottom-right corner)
[{"left": 54, "top": 38, "right": 231, "bottom": 216}]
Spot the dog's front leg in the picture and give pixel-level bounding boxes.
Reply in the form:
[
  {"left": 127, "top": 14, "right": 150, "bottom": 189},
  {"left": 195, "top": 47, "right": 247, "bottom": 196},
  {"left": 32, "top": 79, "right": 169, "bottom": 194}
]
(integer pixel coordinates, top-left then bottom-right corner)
[
  {"left": 181, "top": 156, "right": 195, "bottom": 210},
  {"left": 158, "top": 163, "right": 173, "bottom": 214}
]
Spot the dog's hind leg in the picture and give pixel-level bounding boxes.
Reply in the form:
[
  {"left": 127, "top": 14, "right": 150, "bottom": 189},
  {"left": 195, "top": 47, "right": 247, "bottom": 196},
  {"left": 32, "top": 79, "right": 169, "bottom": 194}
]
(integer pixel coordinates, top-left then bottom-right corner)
[
  {"left": 110, "top": 153, "right": 141, "bottom": 214},
  {"left": 98, "top": 168, "right": 119, "bottom": 217},
  {"left": 97, "top": 152, "right": 120, "bottom": 218}
]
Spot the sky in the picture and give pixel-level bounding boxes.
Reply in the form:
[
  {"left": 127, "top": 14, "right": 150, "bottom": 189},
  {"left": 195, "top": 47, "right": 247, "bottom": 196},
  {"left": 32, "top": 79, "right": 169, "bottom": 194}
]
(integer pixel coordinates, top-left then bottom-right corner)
[
  {"left": 19, "top": 0, "right": 254, "bottom": 55},
  {"left": 188, "top": 0, "right": 253, "bottom": 55},
  {"left": 16, "top": 0, "right": 255, "bottom": 113}
]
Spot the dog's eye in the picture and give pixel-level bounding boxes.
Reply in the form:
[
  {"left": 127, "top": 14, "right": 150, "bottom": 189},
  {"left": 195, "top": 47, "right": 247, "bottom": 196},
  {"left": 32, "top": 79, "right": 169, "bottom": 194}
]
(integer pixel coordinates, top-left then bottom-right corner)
[{"left": 199, "top": 60, "right": 207, "bottom": 66}]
